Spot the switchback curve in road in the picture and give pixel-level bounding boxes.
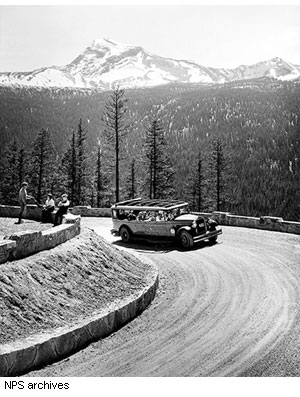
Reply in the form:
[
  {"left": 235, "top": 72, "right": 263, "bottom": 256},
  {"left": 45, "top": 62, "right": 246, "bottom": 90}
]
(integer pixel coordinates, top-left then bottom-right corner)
[{"left": 27, "top": 218, "right": 300, "bottom": 377}]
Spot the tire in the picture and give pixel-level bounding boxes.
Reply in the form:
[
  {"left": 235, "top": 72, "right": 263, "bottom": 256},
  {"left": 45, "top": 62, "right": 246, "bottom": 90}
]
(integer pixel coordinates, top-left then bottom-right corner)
[
  {"left": 119, "top": 226, "right": 132, "bottom": 243},
  {"left": 180, "top": 230, "right": 194, "bottom": 249}
]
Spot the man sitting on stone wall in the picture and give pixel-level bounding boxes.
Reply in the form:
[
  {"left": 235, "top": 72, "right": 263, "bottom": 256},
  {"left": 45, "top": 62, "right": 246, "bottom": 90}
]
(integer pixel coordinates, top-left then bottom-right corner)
[
  {"left": 53, "top": 194, "right": 70, "bottom": 226},
  {"left": 41, "top": 193, "right": 55, "bottom": 223}
]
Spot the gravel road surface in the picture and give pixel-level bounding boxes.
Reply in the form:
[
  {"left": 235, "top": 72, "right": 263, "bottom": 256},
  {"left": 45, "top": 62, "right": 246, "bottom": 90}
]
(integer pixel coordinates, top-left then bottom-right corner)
[{"left": 28, "top": 217, "right": 300, "bottom": 377}]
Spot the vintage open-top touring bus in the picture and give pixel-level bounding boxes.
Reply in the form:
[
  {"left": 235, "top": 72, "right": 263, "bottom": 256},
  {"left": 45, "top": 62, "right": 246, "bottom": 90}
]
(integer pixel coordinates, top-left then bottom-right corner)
[{"left": 111, "top": 198, "right": 222, "bottom": 249}]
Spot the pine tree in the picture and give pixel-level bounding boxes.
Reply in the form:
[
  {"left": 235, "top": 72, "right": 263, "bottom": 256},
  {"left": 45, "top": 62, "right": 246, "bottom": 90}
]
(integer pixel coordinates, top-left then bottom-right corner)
[
  {"left": 57, "top": 122, "right": 90, "bottom": 207},
  {"left": 28, "top": 129, "right": 56, "bottom": 203},
  {"left": 58, "top": 130, "right": 77, "bottom": 205},
  {"left": 102, "top": 86, "right": 129, "bottom": 203},
  {"left": 76, "top": 119, "right": 87, "bottom": 205},
  {"left": 95, "top": 143, "right": 107, "bottom": 208},
  {"left": 207, "top": 135, "right": 232, "bottom": 212},
  {"left": 70, "top": 130, "right": 77, "bottom": 205},
  {"left": 143, "top": 118, "right": 175, "bottom": 199},
  {"left": 17, "top": 148, "right": 25, "bottom": 187},
  {"left": 186, "top": 151, "right": 205, "bottom": 211},
  {"left": 0, "top": 140, "right": 21, "bottom": 204},
  {"left": 125, "top": 159, "right": 137, "bottom": 200}
]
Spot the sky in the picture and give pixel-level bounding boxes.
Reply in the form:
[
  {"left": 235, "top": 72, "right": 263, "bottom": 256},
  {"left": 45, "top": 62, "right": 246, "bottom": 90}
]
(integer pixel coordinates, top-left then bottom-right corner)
[{"left": 0, "top": 3, "right": 300, "bottom": 72}]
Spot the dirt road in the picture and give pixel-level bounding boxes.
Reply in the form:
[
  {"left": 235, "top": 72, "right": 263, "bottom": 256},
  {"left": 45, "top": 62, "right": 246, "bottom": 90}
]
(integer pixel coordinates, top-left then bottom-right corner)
[{"left": 28, "top": 218, "right": 300, "bottom": 376}]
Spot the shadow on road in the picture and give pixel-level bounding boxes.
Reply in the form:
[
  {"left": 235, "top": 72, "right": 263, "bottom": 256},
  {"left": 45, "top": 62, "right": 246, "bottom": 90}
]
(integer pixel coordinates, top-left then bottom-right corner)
[{"left": 112, "top": 238, "right": 219, "bottom": 253}]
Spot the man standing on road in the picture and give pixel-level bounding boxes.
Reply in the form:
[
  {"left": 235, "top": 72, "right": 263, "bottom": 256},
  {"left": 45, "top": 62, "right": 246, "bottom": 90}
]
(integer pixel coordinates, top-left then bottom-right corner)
[{"left": 17, "top": 182, "right": 33, "bottom": 224}]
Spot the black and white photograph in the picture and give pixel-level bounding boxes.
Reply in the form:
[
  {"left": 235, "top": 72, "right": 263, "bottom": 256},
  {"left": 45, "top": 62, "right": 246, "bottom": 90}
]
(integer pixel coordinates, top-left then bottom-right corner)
[{"left": 0, "top": 1, "right": 300, "bottom": 393}]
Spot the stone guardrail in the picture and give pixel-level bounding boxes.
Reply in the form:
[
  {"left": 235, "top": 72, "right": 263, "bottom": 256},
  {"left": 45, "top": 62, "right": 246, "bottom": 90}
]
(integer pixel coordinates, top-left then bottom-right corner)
[
  {"left": 1, "top": 204, "right": 299, "bottom": 235},
  {"left": 0, "top": 265, "right": 159, "bottom": 376},
  {"left": 68, "top": 206, "right": 300, "bottom": 235},
  {"left": 0, "top": 213, "right": 81, "bottom": 265},
  {"left": 208, "top": 211, "right": 300, "bottom": 235},
  {"left": 0, "top": 204, "right": 111, "bottom": 219},
  {"left": 0, "top": 204, "right": 159, "bottom": 376},
  {"left": 0, "top": 204, "right": 42, "bottom": 222},
  {"left": 71, "top": 206, "right": 111, "bottom": 217},
  {"left": 2, "top": 204, "right": 297, "bottom": 375}
]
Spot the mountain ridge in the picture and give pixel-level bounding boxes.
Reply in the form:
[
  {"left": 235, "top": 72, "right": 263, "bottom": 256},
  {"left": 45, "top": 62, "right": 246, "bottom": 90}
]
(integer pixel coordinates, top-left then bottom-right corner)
[{"left": 1, "top": 38, "right": 300, "bottom": 90}]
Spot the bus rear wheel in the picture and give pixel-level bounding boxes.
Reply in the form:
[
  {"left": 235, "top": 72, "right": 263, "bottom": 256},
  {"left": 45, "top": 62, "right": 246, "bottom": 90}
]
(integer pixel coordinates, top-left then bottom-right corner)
[{"left": 119, "top": 226, "right": 132, "bottom": 243}]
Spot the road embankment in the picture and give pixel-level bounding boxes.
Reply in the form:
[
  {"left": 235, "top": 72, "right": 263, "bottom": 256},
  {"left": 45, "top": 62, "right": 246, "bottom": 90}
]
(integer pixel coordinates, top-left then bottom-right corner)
[{"left": 0, "top": 227, "right": 158, "bottom": 376}]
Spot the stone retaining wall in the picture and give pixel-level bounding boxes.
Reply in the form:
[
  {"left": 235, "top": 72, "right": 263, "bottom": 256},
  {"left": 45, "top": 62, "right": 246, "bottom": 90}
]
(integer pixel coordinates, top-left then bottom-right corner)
[
  {"left": 0, "top": 214, "right": 81, "bottom": 264},
  {"left": 0, "top": 204, "right": 158, "bottom": 376},
  {"left": 71, "top": 206, "right": 111, "bottom": 217},
  {"left": 0, "top": 270, "right": 159, "bottom": 376},
  {"left": 0, "top": 205, "right": 42, "bottom": 221},
  {"left": 0, "top": 240, "right": 16, "bottom": 264},
  {"left": 71, "top": 206, "right": 300, "bottom": 235},
  {"left": 2, "top": 204, "right": 300, "bottom": 238},
  {"left": 0, "top": 204, "right": 111, "bottom": 219},
  {"left": 208, "top": 212, "right": 300, "bottom": 235}
]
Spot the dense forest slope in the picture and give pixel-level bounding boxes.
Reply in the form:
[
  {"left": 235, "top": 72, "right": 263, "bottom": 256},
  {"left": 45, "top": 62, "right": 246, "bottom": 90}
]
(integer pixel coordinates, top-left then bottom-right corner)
[{"left": 0, "top": 78, "right": 299, "bottom": 220}]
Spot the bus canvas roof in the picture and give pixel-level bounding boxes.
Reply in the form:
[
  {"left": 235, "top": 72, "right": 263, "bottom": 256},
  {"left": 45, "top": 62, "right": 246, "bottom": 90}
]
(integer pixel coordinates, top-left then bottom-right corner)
[{"left": 111, "top": 198, "right": 189, "bottom": 212}]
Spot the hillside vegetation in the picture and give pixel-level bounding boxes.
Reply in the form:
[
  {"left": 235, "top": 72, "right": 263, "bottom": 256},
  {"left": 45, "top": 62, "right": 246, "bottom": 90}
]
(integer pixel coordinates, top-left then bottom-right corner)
[
  {"left": 0, "top": 79, "right": 299, "bottom": 220},
  {"left": 0, "top": 226, "right": 156, "bottom": 345}
]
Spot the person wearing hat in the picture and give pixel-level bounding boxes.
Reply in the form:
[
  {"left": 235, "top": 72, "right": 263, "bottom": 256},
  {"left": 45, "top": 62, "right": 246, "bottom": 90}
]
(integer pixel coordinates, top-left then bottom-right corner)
[
  {"left": 16, "top": 182, "right": 34, "bottom": 224},
  {"left": 53, "top": 193, "right": 70, "bottom": 226},
  {"left": 41, "top": 193, "right": 55, "bottom": 223}
]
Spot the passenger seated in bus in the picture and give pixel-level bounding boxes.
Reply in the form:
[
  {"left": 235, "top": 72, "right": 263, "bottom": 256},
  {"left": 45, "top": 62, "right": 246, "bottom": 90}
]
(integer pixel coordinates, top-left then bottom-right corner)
[
  {"left": 180, "top": 206, "right": 188, "bottom": 214},
  {"left": 174, "top": 208, "right": 181, "bottom": 218},
  {"left": 127, "top": 211, "right": 137, "bottom": 221},
  {"left": 118, "top": 210, "right": 127, "bottom": 220},
  {"left": 165, "top": 211, "right": 173, "bottom": 221},
  {"left": 137, "top": 211, "right": 146, "bottom": 221},
  {"left": 145, "top": 211, "right": 156, "bottom": 221},
  {"left": 156, "top": 211, "right": 164, "bottom": 221}
]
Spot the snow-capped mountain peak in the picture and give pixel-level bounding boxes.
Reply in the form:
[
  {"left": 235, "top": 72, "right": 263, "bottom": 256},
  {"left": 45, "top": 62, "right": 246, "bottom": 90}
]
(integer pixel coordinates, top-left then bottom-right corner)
[
  {"left": 90, "top": 38, "right": 134, "bottom": 54},
  {"left": 92, "top": 37, "right": 117, "bottom": 47},
  {"left": 87, "top": 38, "right": 131, "bottom": 59},
  {"left": 0, "top": 39, "right": 300, "bottom": 90}
]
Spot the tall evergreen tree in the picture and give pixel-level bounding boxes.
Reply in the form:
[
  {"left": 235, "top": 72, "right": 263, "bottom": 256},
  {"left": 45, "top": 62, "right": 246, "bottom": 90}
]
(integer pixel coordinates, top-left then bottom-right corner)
[
  {"left": 95, "top": 143, "right": 107, "bottom": 208},
  {"left": 28, "top": 129, "right": 56, "bottom": 203},
  {"left": 186, "top": 151, "right": 205, "bottom": 211},
  {"left": 102, "top": 86, "right": 129, "bottom": 203},
  {"left": 57, "top": 130, "right": 77, "bottom": 205},
  {"left": 143, "top": 118, "right": 175, "bottom": 199},
  {"left": 76, "top": 118, "right": 87, "bottom": 205},
  {"left": 70, "top": 130, "right": 77, "bottom": 205},
  {"left": 125, "top": 159, "right": 137, "bottom": 200},
  {"left": 0, "top": 140, "right": 21, "bottom": 204},
  {"left": 96, "top": 144, "right": 102, "bottom": 207},
  {"left": 207, "top": 135, "right": 232, "bottom": 212},
  {"left": 17, "top": 148, "right": 25, "bottom": 187}
]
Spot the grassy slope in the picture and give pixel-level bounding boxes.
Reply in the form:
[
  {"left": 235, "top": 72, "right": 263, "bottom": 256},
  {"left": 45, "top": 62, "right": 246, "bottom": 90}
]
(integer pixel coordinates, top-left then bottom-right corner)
[{"left": 0, "top": 226, "right": 156, "bottom": 345}]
